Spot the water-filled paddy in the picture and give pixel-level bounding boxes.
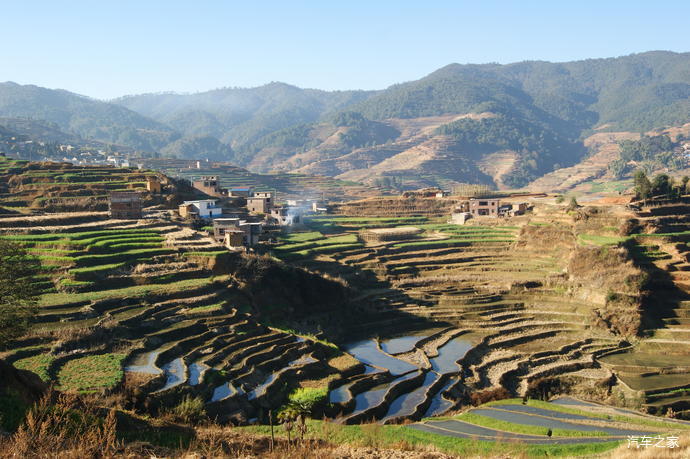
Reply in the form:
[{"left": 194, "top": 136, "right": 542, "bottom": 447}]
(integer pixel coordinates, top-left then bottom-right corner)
[
  {"left": 380, "top": 332, "right": 433, "bottom": 354},
  {"left": 430, "top": 337, "right": 473, "bottom": 374},
  {"left": 350, "top": 371, "right": 418, "bottom": 415},
  {"left": 329, "top": 382, "right": 353, "bottom": 404},
  {"left": 345, "top": 339, "right": 417, "bottom": 375},
  {"left": 423, "top": 377, "right": 457, "bottom": 417},
  {"left": 124, "top": 351, "right": 162, "bottom": 374},
  {"left": 188, "top": 362, "right": 209, "bottom": 385},
  {"left": 211, "top": 382, "right": 239, "bottom": 402},
  {"left": 383, "top": 371, "right": 440, "bottom": 420},
  {"left": 157, "top": 358, "right": 185, "bottom": 391}
]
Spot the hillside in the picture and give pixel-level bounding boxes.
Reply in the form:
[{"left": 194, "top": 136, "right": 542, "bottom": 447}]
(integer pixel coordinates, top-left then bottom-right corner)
[
  {"left": 3, "top": 52, "right": 690, "bottom": 190},
  {"left": 5, "top": 161, "right": 690, "bottom": 456},
  {"left": 114, "top": 82, "right": 374, "bottom": 148},
  {"left": 190, "top": 51, "right": 690, "bottom": 189},
  {"left": 0, "top": 83, "right": 234, "bottom": 160}
]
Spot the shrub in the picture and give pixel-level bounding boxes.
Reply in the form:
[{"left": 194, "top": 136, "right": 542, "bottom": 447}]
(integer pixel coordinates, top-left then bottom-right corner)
[
  {"left": 469, "top": 387, "right": 511, "bottom": 406},
  {"left": 170, "top": 395, "right": 206, "bottom": 424},
  {"left": 287, "top": 387, "right": 329, "bottom": 417}
]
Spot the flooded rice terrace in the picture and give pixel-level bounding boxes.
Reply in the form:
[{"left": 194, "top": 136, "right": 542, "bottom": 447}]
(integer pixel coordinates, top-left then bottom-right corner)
[{"left": 331, "top": 330, "right": 478, "bottom": 421}]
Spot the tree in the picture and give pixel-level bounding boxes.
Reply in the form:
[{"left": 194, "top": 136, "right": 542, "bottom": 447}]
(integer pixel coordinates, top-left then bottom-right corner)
[
  {"left": 0, "top": 240, "right": 40, "bottom": 348},
  {"left": 566, "top": 196, "right": 579, "bottom": 211},
  {"left": 651, "top": 174, "right": 673, "bottom": 197},
  {"left": 608, "top": 158, "right": 628, "bottom": 179},
  {"left": 633, "top": 170, "right": 652, "bottom": 200}
]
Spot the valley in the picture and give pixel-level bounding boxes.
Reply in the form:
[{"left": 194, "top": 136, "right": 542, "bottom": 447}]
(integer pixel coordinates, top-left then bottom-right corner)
[
  {"left": 2, "top": 48, "right": 690, "bottom": 458},
  {"left": 3, "top": 155, "right": 690, "bottom": 457}
]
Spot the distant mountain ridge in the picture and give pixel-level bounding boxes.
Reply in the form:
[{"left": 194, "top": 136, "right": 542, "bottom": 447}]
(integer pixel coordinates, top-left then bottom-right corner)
[
  {"left": 2, "top": 51, "right": 690, "bottom": 188},
  {"left": 0, "top": 82, "right": 234, "bottom": 160}
]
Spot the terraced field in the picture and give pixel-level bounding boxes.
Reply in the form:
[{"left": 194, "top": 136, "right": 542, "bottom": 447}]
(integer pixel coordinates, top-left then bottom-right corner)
[
  {"left": 0, "top": 212, "right": 359, "bottom": 424},
  {"left": 585, "top": 201, "right": 690, "bottom": 419},
  {"left": 270, "top": 212, "right": 628, "bottom": 424},
  {"left": 7, "top": 184, "right": 690, "bottom": 450},
  {"left": 149, "top": 163, "right": 382, "bottom": 201},
  {"left": 410, "top": 396, "right": 690, "bottom": 444},
  {"left": 0, "top": 158, "right": 173, "bottom": 213}
]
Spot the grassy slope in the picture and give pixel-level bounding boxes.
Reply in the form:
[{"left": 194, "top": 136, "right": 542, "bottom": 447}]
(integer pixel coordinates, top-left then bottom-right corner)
[
  {"left": 487, "top": 399, "right": 690, "bottom": 432},
  {"left": 237, "top": 419, "right": 620, "bottom": 457}
]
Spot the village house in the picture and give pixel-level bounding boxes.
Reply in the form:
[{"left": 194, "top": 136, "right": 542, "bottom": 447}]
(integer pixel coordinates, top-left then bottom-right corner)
[
  {"left": 212, "top": 218, "right": 241, "bottom": 242},
  {"left": 178, "top": 199, "right": 223, "bottom": 219},
  {"left": 246, "top": 195, "right": 273, "bottom": 214},
  {"left": 450, "top": 211, "right": 472, "bottom": 225},
  {"left": 498, "top": 202, "right": 529, "bottom": 217},
  {"left": 109, "top": 191, "right": 142, "bottom": 219},
  {"left": 238, "top": 222, "right": 263, "bottom": 246},
  {"left": 223, "top": 229, "right": 245, "bottom": 250},
  {"left": 230, "top": 187, "right": 252, "bottom": 198},
  {"left": 146, "top": 176, "right": 162, "bottom": 193},
  {"left": 270, "top": 206, "right": 303, "bottom": 226},
  {"left": 213, "top": 218, "right": 263, "bottom": 248},
  {"left": 312, "top": 200, "right": 328, "bottom": 212},
  {"left": 253, "top": 191, "right": 273, "bottom": 199},
  {"left": 192, "top": 175, "right": 227, "bottom": 198},
  {"left": 469, "top": 198, "right": 500, "bottom": 217}
]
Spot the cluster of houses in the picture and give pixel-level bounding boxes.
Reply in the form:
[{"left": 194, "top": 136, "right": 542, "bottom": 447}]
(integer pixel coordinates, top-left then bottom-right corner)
[
  {"left": 108, "top": 177, "right": 326, "bottom": 251},
  {"left": 177, "top": 177, "right": 327, "bottom": 250},
  {"left": 450, "top": 197, "right": 529, "bottom": 224}
]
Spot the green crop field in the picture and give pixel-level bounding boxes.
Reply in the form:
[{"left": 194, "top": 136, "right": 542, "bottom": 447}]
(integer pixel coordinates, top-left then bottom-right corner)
[
  {"left": 12, "top": 354, "right": 54, "bottom": 382},
  {"left": 238, "top": 418, "right": 620, "bottom": 457},
  {"left": 451, "top": 412, "right": 608, "bottom": 437},
  {"left": 38, "top": 276, "right": 224, "bottom": 307},
  {"left": 57, "top": 353, "right": 127, "bottom": 391}
]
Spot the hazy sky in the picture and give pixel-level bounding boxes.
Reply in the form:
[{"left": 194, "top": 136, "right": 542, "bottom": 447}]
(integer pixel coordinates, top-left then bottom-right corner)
[{"left": 2, "top": 1, "right": 689, "bottom": 99}]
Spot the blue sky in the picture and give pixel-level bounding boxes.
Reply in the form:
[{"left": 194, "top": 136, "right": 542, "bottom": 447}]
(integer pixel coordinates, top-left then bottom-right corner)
[{"left": 2, "top": 1, "right": 689, "bottom": 99}]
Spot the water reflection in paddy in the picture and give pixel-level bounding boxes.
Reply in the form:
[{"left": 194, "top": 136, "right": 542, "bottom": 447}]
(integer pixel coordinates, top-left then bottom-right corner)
[
  {"left": 383, "top": 371, "right": 440, "bottom": 420},
  {"left": 350, "top": 371, "right": 418, "bottom": 415},
  {"left": 345, "top": 339, "right": 416, "bottom": 375},
  {"left": 188, "top": 362, "right": 209, "bottom": 386},
  {"left": 124, "top": 351, "right": 162, "bottom": 375},
  {"left": 329, "top": 382, "right": 353, "bottom": 404},
  {"left": 423, "top": 377, "right": 457, "bottom": 417},
  {"left": 429, "top": 337, "right": 473, "bottom": 374},
  {"left": 157, "top": 358, "right": 185, "bottom": 391},
  {"left": 380, "top": 333, "right": 429, "bottom": 354},
  {"left": 211, "top": 382, "right": 240, "bottom": 402}
]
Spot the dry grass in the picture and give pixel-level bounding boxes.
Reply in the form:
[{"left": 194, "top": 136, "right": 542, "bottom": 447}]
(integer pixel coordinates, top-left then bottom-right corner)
[
  {"left": 0, "top": 391, "right": 118, "bottom": 458},
  {"left": 0, "top": 391, "right": 454, "bottom": 459},
  {"left": 327, "top": 353, "right": 361, "bottom": 372}
]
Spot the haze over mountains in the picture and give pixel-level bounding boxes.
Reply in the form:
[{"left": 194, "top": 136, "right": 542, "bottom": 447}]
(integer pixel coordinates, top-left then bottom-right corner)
[{"left": 1, "top": 51, "right": 690, "bottom": 188}]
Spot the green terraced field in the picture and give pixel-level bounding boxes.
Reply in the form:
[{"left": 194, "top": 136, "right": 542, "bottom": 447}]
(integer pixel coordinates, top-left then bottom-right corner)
[
  {"left": 38, "top": 276, "right": 223, "bottom": 307},
  {"left": 2, "top": 227, "right": 171, "bottom": 291},
  {"left": 57, "top": 353, "right": 127, "bottom": 391},
  {"left": 13, "top": 354, "right": 53, "bottom": 382}
]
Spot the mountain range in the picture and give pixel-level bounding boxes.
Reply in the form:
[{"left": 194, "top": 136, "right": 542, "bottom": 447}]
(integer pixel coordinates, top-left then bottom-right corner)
[{"left": 1, "top": 51, "right": 689, "bottom": 188}]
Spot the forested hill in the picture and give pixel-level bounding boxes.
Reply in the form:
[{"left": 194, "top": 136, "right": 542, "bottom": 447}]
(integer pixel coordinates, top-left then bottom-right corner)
[
  {"left": 0, "top": 82, "right": 235, "bottom": 160},
  {"left": 350, "top": 51, "right": 690, "bottom": 133},
  {"left": 2, "top": 51, "right": 690, "bottom": 188},
  {"left": 114, "top": 82, "right": 374, "bottom": 148}
]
